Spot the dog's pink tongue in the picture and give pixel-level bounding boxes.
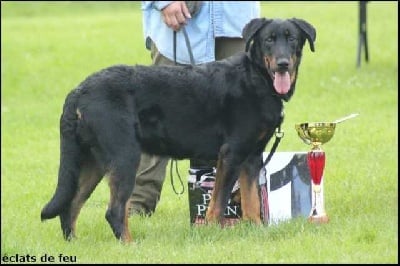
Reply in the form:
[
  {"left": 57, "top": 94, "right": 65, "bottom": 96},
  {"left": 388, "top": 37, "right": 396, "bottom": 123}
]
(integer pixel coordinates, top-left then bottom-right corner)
[{"left": 273, "top": 72, "right": 291, "bottom": 94}]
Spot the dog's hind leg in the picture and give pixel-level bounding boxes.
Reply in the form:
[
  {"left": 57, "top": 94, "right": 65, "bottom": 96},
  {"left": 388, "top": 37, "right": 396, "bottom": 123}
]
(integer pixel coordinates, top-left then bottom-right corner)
[
  {"left": 60, "top": 153, "right": 105, "bottom": 240},
  {"left": 105, "top": 148, "right": 140, "bottom": 243}
]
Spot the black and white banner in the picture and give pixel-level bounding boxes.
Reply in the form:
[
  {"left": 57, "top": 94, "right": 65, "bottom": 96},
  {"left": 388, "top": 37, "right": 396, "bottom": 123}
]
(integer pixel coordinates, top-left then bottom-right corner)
[
  {"left": 261, "top": 152, "right": 312, "bottom": 224},
  {"left": 187, "top": 152, "right": 312, "bottom": 225}
]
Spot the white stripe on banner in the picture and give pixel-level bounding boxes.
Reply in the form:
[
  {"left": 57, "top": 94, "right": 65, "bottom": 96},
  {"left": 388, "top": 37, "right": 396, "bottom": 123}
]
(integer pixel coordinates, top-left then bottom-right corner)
[{"left": 263, "top": 151, "right": 310, "bottom": 224}]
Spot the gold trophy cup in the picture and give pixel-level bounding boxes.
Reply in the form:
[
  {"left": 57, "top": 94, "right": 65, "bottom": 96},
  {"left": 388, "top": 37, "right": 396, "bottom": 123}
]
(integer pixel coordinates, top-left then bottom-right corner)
[{"left": 295, "top": 113, "right": 358, "bottom": 223}]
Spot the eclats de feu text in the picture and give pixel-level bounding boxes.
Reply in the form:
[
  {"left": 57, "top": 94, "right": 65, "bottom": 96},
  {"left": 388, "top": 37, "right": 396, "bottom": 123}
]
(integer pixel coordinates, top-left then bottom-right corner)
[{"left": 1, "top": 253, "right": 77, "bottom": 263}]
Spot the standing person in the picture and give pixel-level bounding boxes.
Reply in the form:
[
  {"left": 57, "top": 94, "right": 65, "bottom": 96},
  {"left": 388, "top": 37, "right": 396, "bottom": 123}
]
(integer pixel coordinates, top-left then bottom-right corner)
[{"left": 129, "top": 1, "right": 261, "bottom": 216}]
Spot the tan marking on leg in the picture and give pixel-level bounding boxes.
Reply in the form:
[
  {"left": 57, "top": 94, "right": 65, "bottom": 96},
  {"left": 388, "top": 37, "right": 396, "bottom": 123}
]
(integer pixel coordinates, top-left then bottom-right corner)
[
  {"left": 121, "top": 202, "right": 133, "bottom": 243},
  {"left": 205, "top": 157, "right": 225, "bottom": 224},
  {"left": 108, "top": 175, "right": 133, "bottom": 243},
  {"left": 69, "top": 162, "right": 103, "bottom": 238},
  {"left": 239, "top": 170, "right": 261, "bottom": 224}
]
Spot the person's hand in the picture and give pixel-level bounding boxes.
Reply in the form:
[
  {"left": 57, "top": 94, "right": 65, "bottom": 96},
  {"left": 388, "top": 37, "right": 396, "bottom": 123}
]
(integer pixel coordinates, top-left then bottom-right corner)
[{"left": 161, "top": 1, "right": 191, "bottom": 31}]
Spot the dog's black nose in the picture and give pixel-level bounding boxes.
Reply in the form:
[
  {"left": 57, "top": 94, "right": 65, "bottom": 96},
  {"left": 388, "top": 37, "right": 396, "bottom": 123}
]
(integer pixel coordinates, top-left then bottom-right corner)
[{"left": 277, "top": 58, "right": 289, "bottom": 70}]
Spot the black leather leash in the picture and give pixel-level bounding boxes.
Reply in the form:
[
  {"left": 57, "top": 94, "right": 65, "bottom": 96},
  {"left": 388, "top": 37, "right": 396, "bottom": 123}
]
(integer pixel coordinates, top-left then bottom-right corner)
[
  {"left": 170, "top": 26, "right": 196, "bottom": 195},
  {"left": 262, "top": 126, "right": 284, "bottom": 168},
  {"left": 173, "top": 27, "right": 195, "bottom": 65},
  {"left": 262, "top": 111, "right": 285, "bottom": 168}
]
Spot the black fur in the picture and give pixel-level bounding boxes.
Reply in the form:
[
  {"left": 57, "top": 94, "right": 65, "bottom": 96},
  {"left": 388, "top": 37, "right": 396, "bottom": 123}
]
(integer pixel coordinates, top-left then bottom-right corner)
[{"left": 41, "top": 17, "right": 316, "bottom": 242}]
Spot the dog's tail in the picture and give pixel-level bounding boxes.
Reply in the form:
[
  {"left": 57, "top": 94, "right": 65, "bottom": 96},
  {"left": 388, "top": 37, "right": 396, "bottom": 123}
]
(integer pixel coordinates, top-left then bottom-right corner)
[{"left": 41, "top": 90, "right": 81, "bottom": 221}]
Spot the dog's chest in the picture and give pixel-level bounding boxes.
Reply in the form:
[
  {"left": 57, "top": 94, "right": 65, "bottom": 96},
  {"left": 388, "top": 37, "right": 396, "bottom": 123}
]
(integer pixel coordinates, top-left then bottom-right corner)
[{"left": 259, "top": 100, "right": 283, "bottom": 129}]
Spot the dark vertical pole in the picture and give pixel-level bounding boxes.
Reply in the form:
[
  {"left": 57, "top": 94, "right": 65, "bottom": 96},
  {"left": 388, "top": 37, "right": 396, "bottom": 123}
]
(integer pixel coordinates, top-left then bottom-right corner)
[{"left": 357, "top": 1, "right": 369, "bottom": 68}]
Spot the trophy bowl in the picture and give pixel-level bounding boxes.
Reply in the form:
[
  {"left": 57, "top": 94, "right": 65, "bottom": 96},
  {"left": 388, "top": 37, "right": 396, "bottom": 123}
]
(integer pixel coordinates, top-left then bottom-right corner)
[{"left": 295, "top": 122, "right": 336, "bottom": 146}]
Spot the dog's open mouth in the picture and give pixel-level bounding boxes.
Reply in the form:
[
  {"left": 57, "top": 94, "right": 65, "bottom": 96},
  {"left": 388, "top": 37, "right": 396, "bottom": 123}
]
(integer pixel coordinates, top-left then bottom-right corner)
[
  {"left": 265, "top": 57, "right": 291, "bottom": 95},
  {"left": 272, "top": 71, "right": 291, "bottom": 95}
]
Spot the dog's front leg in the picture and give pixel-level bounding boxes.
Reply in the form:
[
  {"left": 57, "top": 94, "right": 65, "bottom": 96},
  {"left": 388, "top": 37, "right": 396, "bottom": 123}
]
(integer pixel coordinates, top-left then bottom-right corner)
[
  {"left": 206, "top": 144, "right": 239, "bottom": 225},
  {"left": 238, "top": 154, "right": 262, "bottom": 224}
]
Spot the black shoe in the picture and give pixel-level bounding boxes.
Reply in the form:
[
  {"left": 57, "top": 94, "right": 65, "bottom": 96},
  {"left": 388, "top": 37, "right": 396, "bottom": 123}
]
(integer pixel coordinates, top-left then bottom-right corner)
[{"left": 128, "top": 204, "right": 153, "bottom": 217}]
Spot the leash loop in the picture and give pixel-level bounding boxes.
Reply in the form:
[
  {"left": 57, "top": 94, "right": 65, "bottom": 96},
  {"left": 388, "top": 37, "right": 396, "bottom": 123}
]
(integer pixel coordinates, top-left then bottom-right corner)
[
  {"left": 170, "top": 159, "right": 185, "bottom": 195},
  {"left": 173, "top": 27, "right": 195, "bottom": 66}
]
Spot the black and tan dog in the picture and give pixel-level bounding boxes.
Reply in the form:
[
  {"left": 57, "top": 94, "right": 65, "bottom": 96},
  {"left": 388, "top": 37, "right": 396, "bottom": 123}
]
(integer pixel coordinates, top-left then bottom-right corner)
[{"left": 41, "top": 17, "right": 316, "bottom": 242}]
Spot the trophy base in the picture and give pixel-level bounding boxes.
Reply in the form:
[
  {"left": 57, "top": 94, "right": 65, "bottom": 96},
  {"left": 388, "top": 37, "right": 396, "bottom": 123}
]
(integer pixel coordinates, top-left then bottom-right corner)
[{"left": 308, "top": 214, "right": 329, "bottom": 224}]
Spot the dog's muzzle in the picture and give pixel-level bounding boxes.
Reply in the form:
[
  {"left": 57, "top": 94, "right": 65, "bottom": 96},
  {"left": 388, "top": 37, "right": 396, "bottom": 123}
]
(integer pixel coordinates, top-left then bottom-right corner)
[{"left": 264, "top": 57, "right": 292, "bottom": 95}]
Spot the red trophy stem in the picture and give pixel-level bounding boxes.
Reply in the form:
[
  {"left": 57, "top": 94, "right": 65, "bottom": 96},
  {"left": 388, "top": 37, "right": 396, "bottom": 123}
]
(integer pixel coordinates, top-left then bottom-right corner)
[{"left": 307, "top": 150, "right": 326, "bottom": 185}]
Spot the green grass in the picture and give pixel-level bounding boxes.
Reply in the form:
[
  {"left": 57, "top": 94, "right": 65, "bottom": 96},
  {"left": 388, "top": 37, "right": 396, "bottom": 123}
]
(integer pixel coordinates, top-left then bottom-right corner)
[{"left": 1, "top": 1, "right": 398, "bottom": 264}]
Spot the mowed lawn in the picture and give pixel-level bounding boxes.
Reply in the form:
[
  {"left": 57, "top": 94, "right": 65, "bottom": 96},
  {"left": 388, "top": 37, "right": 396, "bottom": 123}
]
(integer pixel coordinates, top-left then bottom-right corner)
[{"left": 1, "top": 1, "right": 398, "bottom": 264}]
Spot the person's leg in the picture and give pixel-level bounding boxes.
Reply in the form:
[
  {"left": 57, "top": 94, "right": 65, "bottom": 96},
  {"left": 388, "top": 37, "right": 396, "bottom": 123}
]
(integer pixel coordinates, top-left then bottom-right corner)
[
  {"left": 128, "top": 42, "right": 176, "bottom": 216},
  {"left": 128, "top": 153, "right": 169, "bottom": 215},
  {"left": 215, "top": 37, "right": 245, "bottom": 60}
]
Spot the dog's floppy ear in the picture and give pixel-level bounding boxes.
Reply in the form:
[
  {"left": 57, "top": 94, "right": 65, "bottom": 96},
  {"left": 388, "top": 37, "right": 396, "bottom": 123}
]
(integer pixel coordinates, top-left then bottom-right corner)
[
  {"left": 242, "top": 18, "right": 273, "bottom": 52},
  {"left": 289, "top": 18, "right": 316, "bottom": 52}
]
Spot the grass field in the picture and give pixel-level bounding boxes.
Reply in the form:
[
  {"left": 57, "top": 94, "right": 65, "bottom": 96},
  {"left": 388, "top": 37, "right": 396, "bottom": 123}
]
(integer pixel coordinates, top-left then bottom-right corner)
[{"left": 1, "top": 1, "right": 398, "bottom": 264}]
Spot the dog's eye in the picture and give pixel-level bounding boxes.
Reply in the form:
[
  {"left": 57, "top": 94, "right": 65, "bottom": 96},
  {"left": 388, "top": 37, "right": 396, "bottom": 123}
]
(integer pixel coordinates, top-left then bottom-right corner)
[{"left": 265, "top": 37, "right": 274, "bottom": 44}]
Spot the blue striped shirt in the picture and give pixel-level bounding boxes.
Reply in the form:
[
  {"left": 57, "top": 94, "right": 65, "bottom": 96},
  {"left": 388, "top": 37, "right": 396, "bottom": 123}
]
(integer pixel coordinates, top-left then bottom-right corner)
[{"left": 141, "top": 1, "right": 260, "bottom": 64}]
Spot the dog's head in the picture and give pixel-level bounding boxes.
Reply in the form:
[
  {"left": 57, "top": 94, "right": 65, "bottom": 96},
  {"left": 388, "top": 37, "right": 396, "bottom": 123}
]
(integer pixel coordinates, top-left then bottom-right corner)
[{"left": 242, "top": 18, "right": 316, "bottom": 101}]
